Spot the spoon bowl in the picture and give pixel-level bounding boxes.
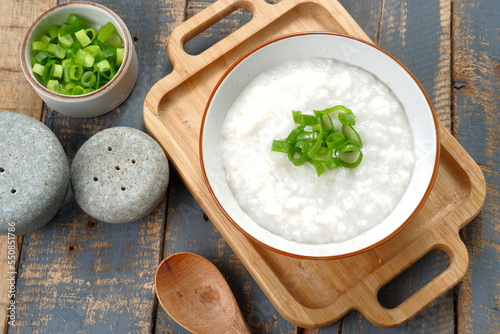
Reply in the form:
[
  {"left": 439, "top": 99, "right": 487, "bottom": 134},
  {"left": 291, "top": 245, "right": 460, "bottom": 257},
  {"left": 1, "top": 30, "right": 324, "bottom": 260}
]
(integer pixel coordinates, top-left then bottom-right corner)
[{"left": 155, "top": 252, "right": 249, "bottom": 334}]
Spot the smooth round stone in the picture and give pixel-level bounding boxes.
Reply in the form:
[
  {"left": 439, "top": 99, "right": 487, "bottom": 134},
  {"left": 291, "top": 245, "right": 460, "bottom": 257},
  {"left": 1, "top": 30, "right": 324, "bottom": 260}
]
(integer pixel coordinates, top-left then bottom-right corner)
[
  {"left": 0, "top": 112, "right": 69, "bottom": 235},
  {"left": 71, "top": 126, "right": 169, "bottom": 224}
]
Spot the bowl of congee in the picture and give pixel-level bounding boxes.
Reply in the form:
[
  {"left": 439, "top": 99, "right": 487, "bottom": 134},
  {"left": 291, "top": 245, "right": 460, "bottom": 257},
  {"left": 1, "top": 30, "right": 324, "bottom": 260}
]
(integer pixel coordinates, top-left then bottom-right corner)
[{"left": 200, "top": 33, "right": 440, "bottom": 259}]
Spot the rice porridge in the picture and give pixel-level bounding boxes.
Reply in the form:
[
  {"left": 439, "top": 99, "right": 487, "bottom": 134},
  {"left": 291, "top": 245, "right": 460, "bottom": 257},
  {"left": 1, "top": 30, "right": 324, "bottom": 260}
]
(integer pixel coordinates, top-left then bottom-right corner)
[{"left": 220, "top": 58, "right": 415, "bottom": 244}]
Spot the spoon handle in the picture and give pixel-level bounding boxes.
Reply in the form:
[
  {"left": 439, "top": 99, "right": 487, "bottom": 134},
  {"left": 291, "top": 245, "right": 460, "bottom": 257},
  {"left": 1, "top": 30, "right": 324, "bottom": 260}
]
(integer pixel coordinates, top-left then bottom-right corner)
[{"left": 230, "top": 305, "right": 251, "bottom": 334}]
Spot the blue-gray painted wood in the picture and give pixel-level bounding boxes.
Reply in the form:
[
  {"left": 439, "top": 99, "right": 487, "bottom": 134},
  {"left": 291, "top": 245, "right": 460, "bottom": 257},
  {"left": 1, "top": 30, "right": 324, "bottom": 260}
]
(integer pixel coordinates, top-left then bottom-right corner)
[
  {"left": 9, "top": 0, "right": 174, "bottom": 332},
  {"left": 452, "top": 0, "right": 500, "bottom": 333},
  {"left": 155, "top": 170, "right": 297, "bottom": 333}
]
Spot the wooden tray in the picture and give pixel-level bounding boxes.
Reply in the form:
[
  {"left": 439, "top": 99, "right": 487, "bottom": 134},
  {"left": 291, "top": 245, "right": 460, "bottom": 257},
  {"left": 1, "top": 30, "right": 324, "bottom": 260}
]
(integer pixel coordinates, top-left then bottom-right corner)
[{"left": 144, "top": 0, "right": 486, "bottom": 328}]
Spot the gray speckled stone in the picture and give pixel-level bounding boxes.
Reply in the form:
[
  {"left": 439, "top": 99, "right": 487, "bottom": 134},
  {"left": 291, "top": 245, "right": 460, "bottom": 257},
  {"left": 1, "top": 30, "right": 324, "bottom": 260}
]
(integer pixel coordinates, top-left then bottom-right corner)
[
  {"left": 0, "top": 112, "right": 69, "bottom": 235},
  {"left": 71, "top": 126, "right": 169, "bottom": 224}
]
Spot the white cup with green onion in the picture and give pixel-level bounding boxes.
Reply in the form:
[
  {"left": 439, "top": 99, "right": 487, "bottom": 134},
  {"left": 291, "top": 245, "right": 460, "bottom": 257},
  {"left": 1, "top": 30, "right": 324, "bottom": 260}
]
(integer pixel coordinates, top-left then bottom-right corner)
[{"left": 21, "top": 1, "right": 138, "bottom": 118}]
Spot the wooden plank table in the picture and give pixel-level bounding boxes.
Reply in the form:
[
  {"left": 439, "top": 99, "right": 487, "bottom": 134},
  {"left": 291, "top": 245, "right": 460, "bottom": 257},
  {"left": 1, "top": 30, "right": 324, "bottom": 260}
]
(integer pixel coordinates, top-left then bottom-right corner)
[{"left": 1, "top": 0, "right": 498, "bottom": 333}]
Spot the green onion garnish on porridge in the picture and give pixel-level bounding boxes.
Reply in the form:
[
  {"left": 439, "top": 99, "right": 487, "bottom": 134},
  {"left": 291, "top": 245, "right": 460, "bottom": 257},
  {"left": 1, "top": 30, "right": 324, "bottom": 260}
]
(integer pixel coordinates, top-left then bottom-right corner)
[{"left": 271, "top": 105, "right": 363, "bottom": 176}]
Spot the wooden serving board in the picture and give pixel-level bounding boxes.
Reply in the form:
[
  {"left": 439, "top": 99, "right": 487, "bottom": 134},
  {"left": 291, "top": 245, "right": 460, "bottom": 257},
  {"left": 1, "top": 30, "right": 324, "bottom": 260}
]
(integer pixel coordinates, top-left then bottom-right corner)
[{"left": 143, "top": 0, "right": 486, "bottom": 328}]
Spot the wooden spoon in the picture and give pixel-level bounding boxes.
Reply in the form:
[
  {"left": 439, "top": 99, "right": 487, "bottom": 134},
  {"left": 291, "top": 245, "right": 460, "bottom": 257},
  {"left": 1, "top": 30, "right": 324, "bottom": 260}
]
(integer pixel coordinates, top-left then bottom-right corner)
[{"left": 155, "top": 252, "right": 250, "bottom": 334}]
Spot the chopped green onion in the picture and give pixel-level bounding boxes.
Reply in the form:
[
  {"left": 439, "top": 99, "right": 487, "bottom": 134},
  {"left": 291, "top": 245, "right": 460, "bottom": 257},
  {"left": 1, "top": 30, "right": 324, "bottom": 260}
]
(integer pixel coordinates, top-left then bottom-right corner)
[
  {"left": 52, "top": 63, "right": 63, "bottom": 78},
  {"left": 97, "top": 21, "right": 115, "bottom": 42},
  {"left": 75, "top": 28, "right": 92, "bottom": 47},
  {"left": 105, "top": 34, "right": 122, "bottom": 48},
  {"left": 47, "top": 43, "right": 66, "bottom": 59},
  {"left": 42, "top": 60, "right": 56, "bottom": 82},
  {"left": 271, "top": 139, "right": 290, "bottom": 153},
  {"left": 96, "top": 59, "right": 110, "bottom": 72},
  {"left": 93, "top": 39, "right": 112, "bottom": 51},
  {"left": 32, "top": 63, "right": 45, "bottom": 76},
  {"left": 59, "top": 14, "right": 87, "bottom": 36},
  {"left": 100, "top": 64, "right": 116, "bottom": 79},
  {"left": 68, "top": 64, "right": 83, "bottom": 81},
  {"left": 292, "top": 110, "right": 318, "bottom": 125},
  {"left": 30, "top": 13, "right": 124, "bottom": 95},
  {"left": 31, "top": 41, "right": 47, "bottom": 52},
  {"left": 59, "top": 24, "right": 83, "bottom": 37},
  {"left": 40, "top": 34, "right": 52, "bottom": 44},
  {"left": 81, "top": 71, "right": 96, "bottom": 87},
  {"left": 48, "top": 25, "right": 60, "bottom": 40},
  {"left": 58, "top": 32, "right": 73, "bottom": 48},
  {"left": 83, "top": 45, "right": 101, "bottom": 58},
  {"left": 115, "top": 47, "right": 124, "bottom": 65},
  {"left": 74, "top": 48, "right": 94, "bottom": 68},
  {"left": 32, "top": 51, "right": 51, "bottom": 65},
  {"left": 271, "top": 106, "right": 364, "bottom": 176},
  {"left": 46, "top": 79, "right": 60, "bottom": 92},
  {"left": 337, "top": 141, "right": 363, "bottom": 168},
  {"left": 64, "top": 82, "right": 76, "bottom": 92},
  {"left": 85, "top": 28, "right": 98, "bottom": 42},
  {"left": 72, "top": 85, "right": 85, "bottom": 95},
  {"left": 66, "top": 14, "right": 84, "bottom": 25},
  {"left": 95, "top": 48, "right": 116, "bottom": 62}
]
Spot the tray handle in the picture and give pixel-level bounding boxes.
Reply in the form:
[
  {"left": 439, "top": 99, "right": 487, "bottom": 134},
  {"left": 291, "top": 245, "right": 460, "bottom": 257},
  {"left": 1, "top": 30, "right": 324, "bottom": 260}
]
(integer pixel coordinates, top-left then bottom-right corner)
[
  {"left": 167, "top": 0, "right": 283, "bottom": 75},
  {"left": 357, "top": 228, "right": 469, "bottom": 327}
]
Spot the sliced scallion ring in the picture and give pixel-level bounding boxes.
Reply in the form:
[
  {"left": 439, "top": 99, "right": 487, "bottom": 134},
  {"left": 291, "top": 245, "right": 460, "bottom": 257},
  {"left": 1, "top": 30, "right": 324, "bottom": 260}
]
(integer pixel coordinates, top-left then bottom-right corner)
[{"left": 271, "top": 105, "right": 364, "bottom": 176}]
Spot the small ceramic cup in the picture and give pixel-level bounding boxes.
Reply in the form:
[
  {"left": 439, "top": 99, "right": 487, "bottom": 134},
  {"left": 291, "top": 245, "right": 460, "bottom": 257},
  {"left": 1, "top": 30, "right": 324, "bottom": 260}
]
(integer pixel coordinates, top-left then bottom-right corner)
[{"left": 20, "top": 1, "right": 138, "bottom": 118}]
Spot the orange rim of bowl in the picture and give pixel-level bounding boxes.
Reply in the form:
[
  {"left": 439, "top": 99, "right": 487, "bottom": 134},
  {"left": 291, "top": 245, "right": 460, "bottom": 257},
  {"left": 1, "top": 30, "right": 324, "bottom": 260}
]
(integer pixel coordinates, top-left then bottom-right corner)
[
  {"left": 199, "top": 32, "right": 441, "bottom": 260},
  {"left": 20, "top": 1, "right": 132, "bottom": 100}
]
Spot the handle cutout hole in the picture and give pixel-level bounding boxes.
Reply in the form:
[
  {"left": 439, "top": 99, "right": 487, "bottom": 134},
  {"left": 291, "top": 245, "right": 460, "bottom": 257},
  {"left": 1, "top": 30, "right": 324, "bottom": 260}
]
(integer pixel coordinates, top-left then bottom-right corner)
[
  {"left": 184, "top": 7, "right": 252, "bottom": 56},
  {"left": 377, "top": 248, "right": 450, "bottom": 309}
]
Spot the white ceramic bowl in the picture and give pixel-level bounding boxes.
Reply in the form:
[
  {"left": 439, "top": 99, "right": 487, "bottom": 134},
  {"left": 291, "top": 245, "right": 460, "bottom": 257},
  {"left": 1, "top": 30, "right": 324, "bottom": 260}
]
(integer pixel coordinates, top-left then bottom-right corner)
[
  {"left": 201, "top": 33, "right": 440, "bottom": 259},
  {"left": 20, "top": 1, "right": 138, "bottom": 118}
]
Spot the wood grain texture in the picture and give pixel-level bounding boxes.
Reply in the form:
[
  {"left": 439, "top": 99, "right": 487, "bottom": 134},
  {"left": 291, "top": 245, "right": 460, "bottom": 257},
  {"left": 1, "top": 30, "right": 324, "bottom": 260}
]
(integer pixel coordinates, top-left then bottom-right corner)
[
  {"left": 144, "top": 0, "right": 485, "bottom": 329},
  {"left": 0, "top": 1, "right": 55, "bottom": 333},
  {"left": 0, "top": 235, "right": 22, "bottom": 334},
  {"left": 5, "top": 0, "right": 174, "bottom": 333},
  {"left": 452, "top": 0, "right": 500, "bottom": 333},
  {"left": 335, "top": 1, "right": 456, "bottom": 332},
  {"left": 339, "top": 0, "right": 382, "bottom": 42},
  {"left": 155, "top": 171, "right": 297, "bottom": 333},
  {"left": 311, "top": 0, "right": 383, "bottom": 330},
  {"left": 378, "top": 0, "right": 452, "bottom": 129},
  {"left": 155, "top": 253, "right": 251, "bottom": 333},
  {"left": 153, "top": 1, "right": 298, "bottom": 332},
  {"left": 0, "top": 0, "right": 52, "bottom": 118}
]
